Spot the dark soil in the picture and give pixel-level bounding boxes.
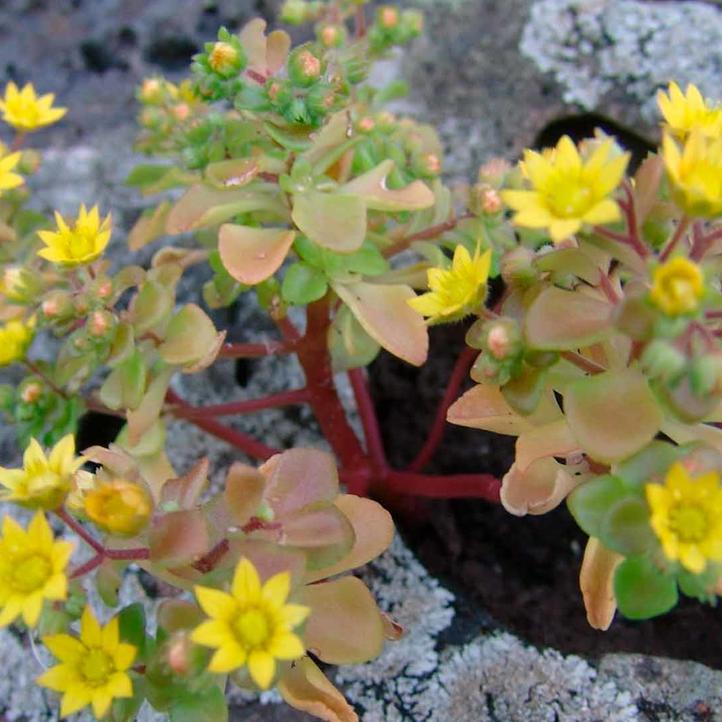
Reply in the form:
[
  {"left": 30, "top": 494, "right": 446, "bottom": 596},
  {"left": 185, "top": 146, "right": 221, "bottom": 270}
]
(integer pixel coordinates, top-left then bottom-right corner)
[{"left": 370, "top": 324, "right": 722, "bottom": 671}]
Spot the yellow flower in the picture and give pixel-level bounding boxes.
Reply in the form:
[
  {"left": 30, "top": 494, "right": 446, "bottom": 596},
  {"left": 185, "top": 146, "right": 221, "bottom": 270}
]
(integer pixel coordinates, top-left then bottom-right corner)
[
  {"left": 0, "top": 82, "right": 66, "bottom": 132},
  {"left": 663, "top": 131, "right": 722, "bottom": 218},
  {"left": 0, "top": 150, "right": 23, "bottom": 195},
  {"left": 208, "top": 42, "right": 239, "bottom": 74},
  {"left": 657, "top": 81, "right": 722, "bottom": 139},
  {"left": 38, "top": 606, "right": 136, "bottom": 719},
  {"left": 649, "top": 256, "right": 704, "bottom": 316},
  {"left": 37, "top": 204, "right": 112, "bottom": 266},
  {"left": 646, "top": 462, "right": 722, "bottom": 574},
  {"left": 0, "top": 512, "right": 73, "bottom": 628},
  {"left": 0, "top": 318, "right": 34, "bottom": 366},
  {"left": 191, "top": 557, "right": 309, "bottom": 689},
  {"left": 501, "top": 136, "right": 629, "bottom": 243},
  {"left": 408, "top": 245, "right": 492, "bottom": 323},
  {"left": 83, "top": 479, "right": 152, "bottom": 537},
  {"left": 0, "top": 434, "right": 84, "bottom": 509}
]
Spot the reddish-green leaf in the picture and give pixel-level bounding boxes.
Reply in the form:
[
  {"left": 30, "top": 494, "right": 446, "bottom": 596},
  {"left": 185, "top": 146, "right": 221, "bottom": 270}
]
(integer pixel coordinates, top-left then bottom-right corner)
[
  {"left": 158, "top": 304, "right": 221, "bottom": 366},
  {"left": 150, "top": 509, "right": 210, "bottom": 566},
  {"left": 292, "top": 191, "right": 366, "bottom": 253},
  {"left": 218, "top": 225, "right": 295, "bottom": 285}
]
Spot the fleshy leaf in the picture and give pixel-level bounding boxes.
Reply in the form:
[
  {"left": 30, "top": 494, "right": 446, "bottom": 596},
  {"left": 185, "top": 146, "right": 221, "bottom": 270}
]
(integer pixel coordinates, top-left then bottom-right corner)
[
  {"left": 218, "top": 225, "right": 295, "bottom": 285},
  {"left": 580, "top": 537, "right": 623, "bottom": 631},
  {"left": 282, "top": 263, "right": 328, "bottom": 305},
  {"left": 515, "top": 419, "right": 579, "bottom": 472},
  {"left": 564, "top": 368, "right": 662, "bottom": 464},
  {"left": 224, "top": 462, "right": 266, "bottom": 526},
  {"left": 333, "top": 281, "right": 428, "bottom": 366},
  {"left": 306, "top": 495, "right": 395, "bottom": 583},
  {"left": 292, "top": 191, "right": 367, "bottom": 253},
  {"left": 126, "top": 369, "right": 173, "bottom": 449},
  {"left": 328, "top": 305, "right": 381, "bottom": 373},
  {"left": 158, "top": 304, "right": 221, "bottom": 366},
  {"left": 260, "top": 449, "right": 339, "bottom": 517},
  {"left": 341, "top": 160, "right": 434, "bottom": 212},
  {"left": 567, "top": 474, "right": 627, "bottom": 539},
  {"left": 600, "top": 497, "right": 657, "bottom": 556},
  {"left": 129, "top": 201, "right": 172, "bottom": 251},
  {"left": 525, "top": 287, "right": 612, "bottom": 351},
  {"left": 301, "top": 576, "right": 384, "bottom": 664},
  {"left": 501, "top": 457, "right": 579, "bottom": 516},
  {"left": 149, "top": 509, "right": 210, "bottom": 567},
  {"left": 278, "top": 657, "right": 358, "bottom": 722},
  {"left": 614, "top": 556, "right": 678, "bottom": 620},
  {"left": 205, "top": 158, "right": 258, "bottom": 189},
  {"left": 99, "top": 350, "right": 146, "bottom": 411},
  {"left": 160, "top": 458, "right": 209, "bottom": 510}
]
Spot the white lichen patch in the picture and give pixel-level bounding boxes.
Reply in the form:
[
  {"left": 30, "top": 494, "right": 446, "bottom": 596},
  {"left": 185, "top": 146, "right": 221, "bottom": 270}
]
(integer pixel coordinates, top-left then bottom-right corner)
[{"left": 521, "top": 0, "right": 722, "bottom": 121}]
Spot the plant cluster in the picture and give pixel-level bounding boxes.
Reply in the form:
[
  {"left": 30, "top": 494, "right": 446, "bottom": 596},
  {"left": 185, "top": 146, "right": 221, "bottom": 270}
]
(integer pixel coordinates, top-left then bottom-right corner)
[{"left": 1, "top": 0, "right": 722, "bottom": 718}]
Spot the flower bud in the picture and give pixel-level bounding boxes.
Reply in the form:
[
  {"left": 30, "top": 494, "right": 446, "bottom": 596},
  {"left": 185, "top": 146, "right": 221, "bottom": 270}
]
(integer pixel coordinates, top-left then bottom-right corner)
[
  {"left": 378, "top": 6, "right": 399, "bottom": 29},
  {"left": 20, "top": 381, "right": 43, "bottom": 404},
  {"left": 88, "top": 310, "right": 114, "bottom": 337},
  {"left": 167, "top": 633, "right": 192, "bottom": 676},
  {"left": 96, "top": 279, "right": 113, "bottom": 299},
  {"left": 357, "top": 116, "right": 376, "bottom": 134},
  {"left": 172, "top": 103, "right": 191, "bottom": 121},
  {"left": 640, "top": 339, "right": 687, "bottom": 383},
  {"left": 401, "top": 9, "right": 424, "bottom": 37},
  {"left": 288, "top": 47, "right": 323, "bottom": 88},
  {"left": 416, "top": 152, "right": 441, "bottom": 178},
  {"left": 84, "top": 479, "right": 153, "bottom": 537},
  {"left": 208, "top": 42, "right": 240, "bottom": 76},
  {"left": 478, "top": 157, "right": 511, "bottom": 187},
  {"left": 318, "top": 24, "right": 347, "bottom": 48},
  {"left": 139, "top": 78, "right": 163, "bottom": 104},
  {"left": 500, "top": 247, "right": 538, "bottom": 287},
  {"left": 41, "top": 291, "right": 72, "bottom": 320},
  {"left": 306, "top": 83, "right": 337, "bottom": 116},
  {"left": 280, "top": 0, "right": 309, "bottom": 25}
]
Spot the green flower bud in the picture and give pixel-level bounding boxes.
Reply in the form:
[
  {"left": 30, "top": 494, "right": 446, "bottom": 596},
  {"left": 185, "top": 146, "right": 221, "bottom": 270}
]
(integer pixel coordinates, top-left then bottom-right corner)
[
  {"left": 689, "top": 354, "right": 722, "bottom": 396},
  {"left": 306, "top": 82, "right": 337, "bottom": 117},
  {"left": 280, "top": 0, "right": 310, "bottom": 24},
  {"left": 288, "top": 46, "right": 323, "bottom": 88},
  {"left": 318, "top": 23, "right": 347, "bottom": 48},
  {"left": 640, "top": 339, "right": 687, "bottom": 383},
  {"left": 400, "top": 9, "right": 424, "bottom": 39}
]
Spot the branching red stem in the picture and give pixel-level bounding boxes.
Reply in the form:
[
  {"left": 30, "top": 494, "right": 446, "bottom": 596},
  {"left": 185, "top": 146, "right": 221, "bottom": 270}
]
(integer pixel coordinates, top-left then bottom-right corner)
[
  {"left": 386, "top": 470, "right": 501, "bottom": 501},
  {"left": 218, "top": 340, "right": 293, "bottom": 358},
  {"left": 347, "top": 368, "right": 387, "bottom": 473},
  {"left": 173, "top": 389, "right": 311, "bottom": 419},
  {"left": 659, "top": 217, "right": 691, "bottom": 262},
  {"left": 408, "top": 347, "right": 476, "bottom": 472}
]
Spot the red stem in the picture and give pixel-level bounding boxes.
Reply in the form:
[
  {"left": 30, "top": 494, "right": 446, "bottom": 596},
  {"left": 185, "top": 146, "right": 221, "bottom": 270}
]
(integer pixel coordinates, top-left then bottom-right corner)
[
  {"left": 55, "top": 508, "right": 104, "bottom": 555},
  {"left": 246, "top": 69, "right": 267, "bottom": 85},
  {"left": 386, "top": 470, "right": 501, "bottom": 501},
  {"left": 659, "top": 216, "right": 691, "bottom": 262},
  {"left": 70, "top": 555, "right": 105, "bottom": 579},
  {"left": 347, "top": 368, "right": 387, "bottom": 473},
  {"left": 167, "top": 389, "right": 280, "bottom": 461},
  {"left": 173, "top": 388, "right": 310, "bottom": 419},
  {"left": 408, "top": 347, "right": 476, "bottom": 473}
]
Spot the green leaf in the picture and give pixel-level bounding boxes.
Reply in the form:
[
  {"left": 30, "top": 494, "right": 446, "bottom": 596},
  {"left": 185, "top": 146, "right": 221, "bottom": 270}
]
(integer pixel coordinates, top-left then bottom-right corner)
[
  {"left": 614, "top": 556, "right": 678, "bottom": 620},
  {"left": 334, "top": 243, "right": 389, "bottom": 277},
  {"left": 126, "top": 165, "right": 196, "bottom": 196},
  {"left": 117, "top": 604, "right": 147, "bottom": 659},
  {"left": 568, "top": 475, "right": 626, "bottom": 539},
  {"left": 292, "top": 191, "right": 367, "bottom": 253},
  {"left": 281, "top": 263, "right": 328, "bottom": 304},
  {"left": 169, "top": 685, "right": 228, "bottom": 722},
  {"left": 524, "top": 287, "right": 612, "bottom": 350},
  {"left": 612, "top": 441, "right": 681, "bottom": 490},
  {"left": 158, "top": 304, "right": 221, "bottom": 367},
  {"left": 600, "top": 497, "right": 656, "bottom": 556},
  {"left": 100, "top": 350, "right": 146, "bottom": 411},
  {"left": 564, "top": 368, "right": 662, "bottom": 464},
  {"left": 328, "top": 305, "right": 381, "bottom": 372}
]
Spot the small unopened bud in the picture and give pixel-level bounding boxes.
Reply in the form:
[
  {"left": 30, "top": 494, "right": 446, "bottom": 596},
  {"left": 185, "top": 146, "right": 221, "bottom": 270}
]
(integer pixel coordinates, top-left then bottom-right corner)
[
  {"left": 487, "top": 325, "right": 511, "bottom": 360},
  {"left": 480, "top": 186, "right": 502, "bottom": 215},
  {"left": 288, "top": 47, "right": 322, "bottom": 87},
  {"left": 280, "top": 0, "right": 309, "bottom": 25},
  {"left": 484, "top": 318, "right": 522, "bottom": 361},
  {"left": 88, "top": 310, "right": 113, "bottom": 337},
  {"left": 319, "top": 24, "right": 346, "bottom": 48},
  {"left": 500, "top": 247, "right": 537, "bottom": 287},
  {"left": 478, "top": 157, "right": 511, "bottom": 187},
  {"left": 209, "top": 42, "right": 239, "bottom": 74},
  {"left": 42, "top": 298, "right": 59, "bottom": 317},
  {"left": 96, "top": 280, "right": 113, "bottom": 299},
  {"left": 139, "top": 78, "right": 163, "bottom": 104},
  {"left": 378, "top": 6, "right": 399, "bottom": 29},
  {"left": 401, "top": 9, "right": 424, "bottom": 36},
  {"left": 2, "top": 266, "right": 25, "bottom": 301},
  {"left": 357, "top": 116, "right": 375, "bottom": 133},
  {"left": 172, "top": 103, "right": 190, "bottom": 121},
  {"left": 375, "top": 111, "right": 397, "bottom": 129},
  {"left": 419, "top": 152, "right": 441, "bottom": 176},
  {"left": 21, "top": 381, "right": 43, "bottom": 404},
  {"left": 73, "top": 296, "right": 88, "bottom": 314},
  {"left": 168, "top": 634, "right": 192, "bottom": 675}
]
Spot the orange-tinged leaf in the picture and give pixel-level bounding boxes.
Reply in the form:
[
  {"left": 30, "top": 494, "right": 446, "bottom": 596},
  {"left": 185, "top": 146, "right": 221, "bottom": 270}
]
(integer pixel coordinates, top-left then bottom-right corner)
[
  {"left": 292, "top": 191, "right": 366, "bottom": 253},
  {"left": 300, "top": 576, "right": 384, "bottom": 664},
  {"left": 564, "top": 368, "right": 662, "bottom": 464},
  {"left": 149, "top": 509, "right": 210, "bottom": 566},
  {"left": 128, "top": 201, "right": 171, "bottom": 251},
  {"left": 218, "top": 225, "right": 295, "bottom": 285},
  {"left": 306, "top": 495, "right": 394, "bottom": 583},
  {"left": 260, "top": 449, "right": 339, "bottom": 517},
  {"left": 239, "top": 19, "right": 268, "bottom": 71},
  {"left": 515, "top": 419, "right": 579, "bottom": 472},
  {"left": 525, "top": 287, "right": 612, "bottom": 350},
  {"left": 333, "top": 281, "right": 428, "bottom": 366},
  {"left": 341, "top": 160, "right": 435, "bottom": 212},
  {"left": 278, "top": 657, "right": 358, "bottom": 722},
  {"left": 205, "top": 158, "right": 258, "bottom": 189},
  {"left": 448, "top": 384, "right": 533, "bottom": 435},
  {"left": 633, "top": 155, "right": 664, "bottom": 224},
  {"left": 266, "top": 30, "right": 291, "bottom": 74},
  {"left": 157, "top": 599, "right": 205, "bottom": 632},
  {"left": 224, "top": 462, "right": 266, "bottom": 526},
  {"left": 580, "top": 537, "right": 623, "bottom": 631},
  {"left": 158, "top": 304, "right": 220, "bottom": 366},
  {"left": 161, "top": 458, "right": 209, "bottom": 510},
  {"left": 501, "top": 457, "right": 579, "bottom": 516}
]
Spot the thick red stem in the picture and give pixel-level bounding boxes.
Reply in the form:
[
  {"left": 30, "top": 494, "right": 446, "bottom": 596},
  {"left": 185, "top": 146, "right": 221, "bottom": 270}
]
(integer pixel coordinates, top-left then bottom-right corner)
[
  {"left": 218, "top": 340, "right": 292, "bottom": 359},
  {"left": 347, "top": 368, "right": 387, "bottom": 473},
  {"left": 659, "top": 217, "right": 691, "bottom": 262},
  {"left": 55, "top": 508, "right": 104, "bottom": 554},
  {"left": 283, "top": 301, "right": 369, "bottom": 491},
  {"left": 167, "top": 389, "right": 279, "bottom": 461},
  {"left": 173, "top": 389, "right": 310, "bottom": 419},
  {"left": 386, "top": 470, "right": 501, "bottom": 501},
  {"left": 408, "top": 347, "right": 476, "bottom": 473}
]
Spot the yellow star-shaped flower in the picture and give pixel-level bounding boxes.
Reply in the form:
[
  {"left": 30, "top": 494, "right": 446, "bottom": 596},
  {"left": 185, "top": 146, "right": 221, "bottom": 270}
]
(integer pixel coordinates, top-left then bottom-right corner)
[
  {"left": 657, "top": 81, "right": 722, "bottom": 139},
  {"left": 38, "top": 606, "right": 136, "bottom": 719},
  {"left": 649, "top": 256, "right": 704, "bottom": 316},
  {"left": 37, "top": 204, "right": 112, "bottom": 266},
  {"left": 501, "top": 136, "right": 629, "bottom": 243},
  {"left": 0, "top": 512, "right": 73, "bottom": 628},
  {"left": 191, "top": 557, "right": 309, "bottom": 689},
  {"left": 646, "top": 462, "right": 722, "bottom": 574},
  {"left": 0, "top": 150, "right": 23, "bottom": 195},
  {"left": 408, "top": 244, "right": 492, "bottom": 324},
  {"left": 0, "top": 82, "right": 66, "bottom": 132},
  {"left": 0, "top": 318, "right": 34, "bottom": 367}
]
